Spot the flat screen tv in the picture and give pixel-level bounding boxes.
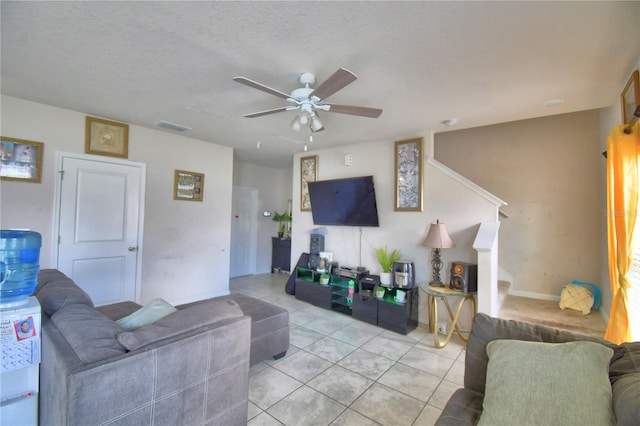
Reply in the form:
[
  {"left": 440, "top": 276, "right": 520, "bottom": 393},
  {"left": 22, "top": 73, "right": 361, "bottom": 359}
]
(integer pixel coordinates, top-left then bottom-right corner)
[{"left": 307, "top": 175, "right": 380, "bottom": 227}]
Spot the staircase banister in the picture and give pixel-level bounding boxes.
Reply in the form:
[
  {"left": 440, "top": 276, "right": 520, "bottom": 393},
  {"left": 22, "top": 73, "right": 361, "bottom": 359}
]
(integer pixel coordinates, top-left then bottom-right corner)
[
  {"left": 473, "top": 221, "right": 501, "bottom": 316},
  {"left": 426, "top": 157, "right": 508, "bottom": 208},
  {"left": 472, "top": 221, "right": 500, "bottom": 252}
]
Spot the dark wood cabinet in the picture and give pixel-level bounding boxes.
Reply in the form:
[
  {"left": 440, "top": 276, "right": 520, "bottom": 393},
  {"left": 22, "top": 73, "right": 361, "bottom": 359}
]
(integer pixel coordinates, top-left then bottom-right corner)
[
  {"left": 271, "top": 237, "right": 291, "bottom": 273},
  {"left": 377, "top": 287, "right": 419, "bottom": 334},
  {"left": 294, "top": 267, "right": 419, "bottom": 334}
]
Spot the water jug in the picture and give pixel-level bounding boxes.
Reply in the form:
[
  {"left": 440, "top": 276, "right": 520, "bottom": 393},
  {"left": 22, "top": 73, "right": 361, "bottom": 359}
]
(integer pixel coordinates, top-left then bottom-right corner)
[{"left": 0, "top": 230, "right": 42, "bottom": 303}]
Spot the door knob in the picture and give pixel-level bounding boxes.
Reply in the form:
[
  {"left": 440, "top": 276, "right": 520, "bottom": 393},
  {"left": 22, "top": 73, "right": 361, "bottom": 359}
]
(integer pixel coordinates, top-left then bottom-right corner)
[{"left": 128, "top": 246, "right": 138, "bottom": 251}]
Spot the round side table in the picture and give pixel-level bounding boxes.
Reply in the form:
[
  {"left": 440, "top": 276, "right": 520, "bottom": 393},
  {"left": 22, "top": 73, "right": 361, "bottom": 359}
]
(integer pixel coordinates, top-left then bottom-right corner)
[{"left": 419, "top": 282, "right": 476, "bottom": 348}]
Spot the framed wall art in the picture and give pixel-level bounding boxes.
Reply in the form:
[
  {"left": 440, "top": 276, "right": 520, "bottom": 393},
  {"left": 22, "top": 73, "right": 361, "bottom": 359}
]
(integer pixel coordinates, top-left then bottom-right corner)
[
  {"left": 0, "top": 136, "right": 44, "bottom": 183},
  {"left": 173, "top": 169, "right": 204, "bottom": 201},
  {"left": 394, "top": 137, "right": 423, "bottom": 211},
  {"left": 85, "top": 116, "right": 129, "bottom": 158},
  {"left": 300, "top": 155, "right": 317, "bottom": 211},
  {"left": 621, "top": 70, "right": 639, "bottom": 125}
]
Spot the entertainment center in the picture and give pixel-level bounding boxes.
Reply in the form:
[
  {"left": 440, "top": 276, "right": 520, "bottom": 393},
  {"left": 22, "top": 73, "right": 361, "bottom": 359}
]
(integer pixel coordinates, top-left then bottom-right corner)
[
  {"left": 294, "top": 174, "right": 418, "bottom": 334},
  {"left": 294, "top": 267, "right": 418, "bottom": 334}
]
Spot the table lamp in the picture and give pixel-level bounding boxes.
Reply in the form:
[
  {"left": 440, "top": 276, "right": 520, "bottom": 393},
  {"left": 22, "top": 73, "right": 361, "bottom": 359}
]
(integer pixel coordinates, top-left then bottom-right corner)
[{"left": 422, "top": 219, "right": 455, "bottom": 286}]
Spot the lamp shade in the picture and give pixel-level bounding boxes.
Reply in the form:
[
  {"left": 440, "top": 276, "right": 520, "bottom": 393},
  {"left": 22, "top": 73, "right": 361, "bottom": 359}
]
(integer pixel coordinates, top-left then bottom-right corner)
[
  {"left": 422, "top": 220, "right": 454, "bottom": 249},
  {"left": 310, "top": 114, "right": 323, "bottom": 132},
  {"left": 291, "top": 115, "right": 302, "bottom": 131}
]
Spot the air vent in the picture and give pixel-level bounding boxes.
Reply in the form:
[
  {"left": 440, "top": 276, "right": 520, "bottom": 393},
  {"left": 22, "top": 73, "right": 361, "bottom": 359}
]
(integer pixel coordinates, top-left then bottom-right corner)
[{"left": 155, "top": 121, "right": 191, "bottom": 132}]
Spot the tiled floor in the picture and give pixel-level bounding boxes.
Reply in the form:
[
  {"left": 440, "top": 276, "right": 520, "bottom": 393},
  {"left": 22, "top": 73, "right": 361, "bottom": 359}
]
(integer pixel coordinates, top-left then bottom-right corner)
[{"left": 230, "top": 273, "right": 466, "bottom": 426}]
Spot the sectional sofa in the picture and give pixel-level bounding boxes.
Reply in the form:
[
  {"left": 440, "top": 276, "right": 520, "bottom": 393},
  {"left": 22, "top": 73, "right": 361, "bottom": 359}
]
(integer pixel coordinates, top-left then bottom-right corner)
[
  {"left": 436, "top": 313, "right": 639, "bottom": 426},
  {"left": 35, "top": 269, "right": 289, "bottom": 425}
]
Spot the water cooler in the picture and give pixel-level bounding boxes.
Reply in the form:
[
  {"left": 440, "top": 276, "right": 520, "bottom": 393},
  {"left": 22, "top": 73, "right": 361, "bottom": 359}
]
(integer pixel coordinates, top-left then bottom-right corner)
[{"left": 0, "top": 230, "right": 42, "bottom": 426}]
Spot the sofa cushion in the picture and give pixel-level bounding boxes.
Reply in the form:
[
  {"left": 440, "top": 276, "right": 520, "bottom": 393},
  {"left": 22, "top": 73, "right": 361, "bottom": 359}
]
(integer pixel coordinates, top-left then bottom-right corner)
[
  {"left": 464, "top": 313, "right": 613, "bottom": 395},
  {"left": 96, "top": 301, "right": 143, "bottom": 321},
  {"left": 478, "top": 339, "right": 615, "bottom": 426},
  {"left": 117, "top": 299, "right": 244, "bottom": 351},
  {"left": 178, "top": 293, "right": 290, "bottom": 366},
  {"left": 609, "top": 342, "right": 640, "bottom": 425},
  {"left": 51, "top": 304, "right": 126, "bottom": 364},
  {"left": 199, "top": 293, "right": 289, "bottom": 336},
  {"left": 35, "top": 271, "right": 94, "bottom": 316},
  {"left": 116, "top": 298, "right": 177, "bottom": 331},
  {"left": 612, "top": 373, "right": 640, "bottom": 426}
]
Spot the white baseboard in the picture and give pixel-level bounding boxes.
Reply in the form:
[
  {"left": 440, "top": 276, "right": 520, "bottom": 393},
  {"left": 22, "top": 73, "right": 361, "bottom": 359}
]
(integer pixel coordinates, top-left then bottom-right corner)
[{"left": 507, "top": 289, "right": 560, "bottom": 302}]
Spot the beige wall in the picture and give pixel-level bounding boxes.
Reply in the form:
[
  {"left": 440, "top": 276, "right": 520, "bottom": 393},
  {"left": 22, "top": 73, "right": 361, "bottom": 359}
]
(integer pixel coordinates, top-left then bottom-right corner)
[
  {"left": 290, "top": 137, "right": 502, "bottom": 329},
  {"left": 435, "top": 110, "right": 602, "bottom": 300},
  {"left": 1, "top": 95, "right": 235, "bottom": 305}
]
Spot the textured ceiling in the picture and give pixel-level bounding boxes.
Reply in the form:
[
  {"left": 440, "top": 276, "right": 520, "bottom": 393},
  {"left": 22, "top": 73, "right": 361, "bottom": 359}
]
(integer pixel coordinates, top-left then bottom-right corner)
[{"left": 2, "top": 1, "right": 639, "bottom": 168}]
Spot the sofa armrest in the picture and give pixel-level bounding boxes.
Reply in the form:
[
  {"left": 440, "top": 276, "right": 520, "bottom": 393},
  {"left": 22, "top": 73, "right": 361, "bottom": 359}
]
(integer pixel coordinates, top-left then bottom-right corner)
[
  {"left": 435, "top": 388, "right": 483, "bottom": 426},
  {"left": 41, "top": 313, "right": 251, "bottom": 426}
]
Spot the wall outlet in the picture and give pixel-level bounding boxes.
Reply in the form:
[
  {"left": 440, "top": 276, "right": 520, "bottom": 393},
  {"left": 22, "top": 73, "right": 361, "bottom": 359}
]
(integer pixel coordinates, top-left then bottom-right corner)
[{"left": 437, "top": 322, "right": 448, "bottom": 335}]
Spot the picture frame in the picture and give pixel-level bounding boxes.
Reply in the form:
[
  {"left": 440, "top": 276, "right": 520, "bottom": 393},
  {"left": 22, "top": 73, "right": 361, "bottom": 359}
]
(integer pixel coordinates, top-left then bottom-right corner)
[
  {"left": 85, "top": 116, "right": 129, "bottom": 158},
  {"left": 173, "top": 169, "right": 205, "bottom": 201},
  {"left": 394, "top": 137, "right": 423, "bottom": 211},
  {"left": 0, "top": 136, "right": 44, "bottom": 183},
  {"left": 300, "top": 155, "right": 318, "bottom": 211},
  {"left": 621, "top": 70, "right": 639, "bottom": 125}
]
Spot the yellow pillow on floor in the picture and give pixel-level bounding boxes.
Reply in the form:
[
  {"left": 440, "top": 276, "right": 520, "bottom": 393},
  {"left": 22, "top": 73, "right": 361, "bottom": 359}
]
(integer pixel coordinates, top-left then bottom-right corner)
[{"left": 559, "top": 284, "right": 593, "bottom": 315}]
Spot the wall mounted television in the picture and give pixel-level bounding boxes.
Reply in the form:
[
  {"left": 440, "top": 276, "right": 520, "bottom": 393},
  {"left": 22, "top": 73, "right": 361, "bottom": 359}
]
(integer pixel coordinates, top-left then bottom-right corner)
[{"left": 307, "top": 175, "right": 380, "bottom": 227}]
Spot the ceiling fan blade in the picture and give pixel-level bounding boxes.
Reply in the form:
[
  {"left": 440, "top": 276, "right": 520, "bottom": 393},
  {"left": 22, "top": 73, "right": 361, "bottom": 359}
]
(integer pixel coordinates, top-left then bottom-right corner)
[
  {"left": 310, "top": 68, "right": 357, "bottom": 101},
  {"left": 243, "top": 107, "right": 289, "bottom": 118},
  {"left": 233, "top": 76, "right": 291, "bottom": 100},
  {"left": 325, "top": 104, "right": 383, "bottom": 118}
]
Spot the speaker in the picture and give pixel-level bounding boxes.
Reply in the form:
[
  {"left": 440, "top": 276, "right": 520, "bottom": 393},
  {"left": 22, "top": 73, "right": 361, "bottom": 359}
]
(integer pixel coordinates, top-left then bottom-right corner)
[
  {"left": 309, "top": 253, "right": 321, "bottom": 269},
  {"left": 308, "top": 235, "right": 324, "bottom": 269},
  {"left": 310, "top": 234, "right": 324, "bottom": 254},
  {"left": 449, "top": 262, "right": 478, "bottom": 293}
]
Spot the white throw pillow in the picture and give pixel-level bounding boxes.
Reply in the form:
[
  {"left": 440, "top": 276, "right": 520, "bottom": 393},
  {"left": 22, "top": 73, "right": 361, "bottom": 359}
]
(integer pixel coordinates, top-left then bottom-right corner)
[{"left": 116, "top": 298, "right": 177, "bottom": 331}]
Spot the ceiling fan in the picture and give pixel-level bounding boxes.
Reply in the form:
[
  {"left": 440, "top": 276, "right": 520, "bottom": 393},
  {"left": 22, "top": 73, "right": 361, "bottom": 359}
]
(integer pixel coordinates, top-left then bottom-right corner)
[{"left": 233, "top": 68, "right": 382, "bottom": 133}]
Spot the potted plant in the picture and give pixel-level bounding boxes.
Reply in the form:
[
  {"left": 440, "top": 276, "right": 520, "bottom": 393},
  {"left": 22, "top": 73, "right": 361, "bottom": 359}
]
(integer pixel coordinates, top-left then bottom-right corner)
[
  {"left": 375, "top": 246, "right": 402, "bottom": 286},
  {"left": 272, "top": 211, "right": 291, "bottom": 238}
]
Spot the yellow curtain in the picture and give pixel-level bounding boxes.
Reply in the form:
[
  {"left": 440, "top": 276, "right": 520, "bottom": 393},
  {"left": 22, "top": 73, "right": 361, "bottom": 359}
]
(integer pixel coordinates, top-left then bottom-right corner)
[{"left": 605, "top": 122, "right": 639, "bottom": 344}]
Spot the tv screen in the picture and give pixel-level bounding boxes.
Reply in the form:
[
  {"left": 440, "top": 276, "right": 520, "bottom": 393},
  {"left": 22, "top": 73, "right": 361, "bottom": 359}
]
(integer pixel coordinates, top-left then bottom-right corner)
[{"left": 307, "top": 175, "right": 380, "bottom": 227}]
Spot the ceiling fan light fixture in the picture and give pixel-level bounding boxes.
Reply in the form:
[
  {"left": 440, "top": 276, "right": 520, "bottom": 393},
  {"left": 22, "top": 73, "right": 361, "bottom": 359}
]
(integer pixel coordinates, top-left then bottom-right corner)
[
  {"left": 291, "top": 115, "right": 302, "bottom": 131},
  {"left": 310, "top": 114, "right": 323, "bottom": 132}
]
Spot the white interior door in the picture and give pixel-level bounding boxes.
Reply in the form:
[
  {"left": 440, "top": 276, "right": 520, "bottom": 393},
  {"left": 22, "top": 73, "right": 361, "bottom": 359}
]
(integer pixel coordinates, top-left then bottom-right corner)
[
  {"left": 55, "top": 154, "right": 145, "bottom": 306},
  {"left": 230, "top": 186, "right": 257, "bottom": 278}
]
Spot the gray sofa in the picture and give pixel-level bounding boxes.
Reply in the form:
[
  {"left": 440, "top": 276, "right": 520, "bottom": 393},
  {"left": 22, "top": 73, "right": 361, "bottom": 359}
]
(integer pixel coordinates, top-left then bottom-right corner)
[
  {"left": 35, "top": 269, "right": 289, "bottom": 426},
  {"left": 436, "top": 313, "right": 640, "bottom": 426}
]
